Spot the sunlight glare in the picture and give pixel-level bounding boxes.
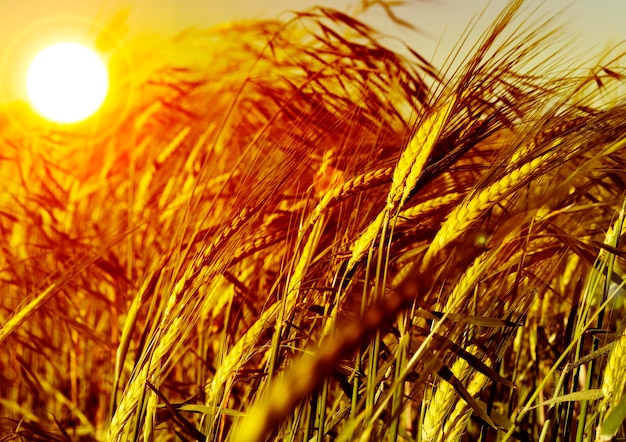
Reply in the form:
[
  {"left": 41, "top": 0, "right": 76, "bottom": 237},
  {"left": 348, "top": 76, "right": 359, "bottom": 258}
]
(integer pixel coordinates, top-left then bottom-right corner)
[{"left": 26, "top": 42, "right": 108, "bottom": 124}]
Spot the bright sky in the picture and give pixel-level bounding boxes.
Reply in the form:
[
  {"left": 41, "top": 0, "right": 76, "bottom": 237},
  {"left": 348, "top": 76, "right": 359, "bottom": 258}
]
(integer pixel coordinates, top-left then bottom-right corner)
[{"left": 0, "top": 0, "right": 624, "bottom": 103}]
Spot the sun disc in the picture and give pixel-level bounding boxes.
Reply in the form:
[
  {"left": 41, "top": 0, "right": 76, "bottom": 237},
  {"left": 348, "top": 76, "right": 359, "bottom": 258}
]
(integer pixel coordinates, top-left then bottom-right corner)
[{"left": 26, "top": 42, "right": 108, "bottom": 124}]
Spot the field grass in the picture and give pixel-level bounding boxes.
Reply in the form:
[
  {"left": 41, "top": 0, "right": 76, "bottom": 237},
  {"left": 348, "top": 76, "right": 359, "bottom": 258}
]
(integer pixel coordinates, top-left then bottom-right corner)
[{"left": 1, "top": 0, "right": 625, "bottom": 441}]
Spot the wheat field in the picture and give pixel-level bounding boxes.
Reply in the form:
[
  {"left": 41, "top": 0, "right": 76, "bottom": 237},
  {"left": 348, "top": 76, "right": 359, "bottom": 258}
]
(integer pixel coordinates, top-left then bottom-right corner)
[{"left": 1, "top": 0, "right": 625, "bottom": 441}]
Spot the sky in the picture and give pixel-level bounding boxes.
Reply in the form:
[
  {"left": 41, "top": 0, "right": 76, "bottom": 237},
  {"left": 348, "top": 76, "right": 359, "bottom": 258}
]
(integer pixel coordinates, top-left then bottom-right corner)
[{"left": 0, "top": 0, "right": 624, "bottom": 103}]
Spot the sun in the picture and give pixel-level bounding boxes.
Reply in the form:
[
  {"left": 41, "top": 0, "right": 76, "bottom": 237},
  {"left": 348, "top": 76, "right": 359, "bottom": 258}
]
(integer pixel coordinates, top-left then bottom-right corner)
[{"left": 26, "top": 42, "right": 109, "bottom": 124}]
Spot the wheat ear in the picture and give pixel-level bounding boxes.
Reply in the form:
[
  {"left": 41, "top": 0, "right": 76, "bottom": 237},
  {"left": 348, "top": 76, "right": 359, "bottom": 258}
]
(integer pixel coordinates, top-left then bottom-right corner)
[
  {"left": 601, "top": 330, "right": 626, "bottom": 411},
  {"left": 341, "top": 97, "right": 456, "bottom": 278},
  {"left": 0, "top": 283, "right": 57, "bottom": 345},
  {"left": 390, "top": 97, "right": 456, "bottom": 209},
  {"left": 421, "top": 350, "right": 475, "bottom": 441},
  {"left": 397, "top": 192, "right": 462, "bottom": 225},
  {"left": 443, "top": 363, "right": 490, "bottom": 441},
  {"left": 422, "top": 150, "right": 552, "bottom": 270}
]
